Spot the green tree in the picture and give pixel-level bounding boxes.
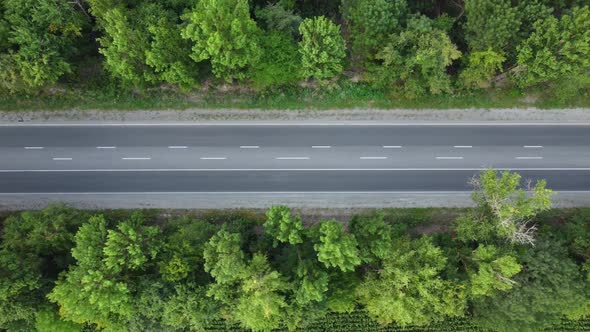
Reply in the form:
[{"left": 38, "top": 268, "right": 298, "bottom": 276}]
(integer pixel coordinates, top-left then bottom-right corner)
[
  {"left": 247, "top": 31, "right": 301, "bottom": 90},
  {"left": 375, "top": 16, "right": 461, "bottom": 98},
  {"left": 348, "top": 212, "right": 393, "bottom": 263},
  {"left": 340, "top": 0, "right": 407, "bottom": 65},
  {"left": 203, "top": 228, "right": 246, "bottom": 285},
  {"left": 463, "top": 0, "right": 519, "bottom": 53},
  {"left": 233, "top": 254, "right": 290, "bottom": 332},
  {"left": 96, "top": 6, "right": 156, "bottom": 86},
  {"left": 182, "top": 0, "right": 262, "bottom": 82},
  {"left": 48, "top": 213, "right": 163, "bottom": 331},
  {"left": 34, "top": 307, "right": 82, "bottom": 332},
  {"left": 264, "top": 206, "right": 304, "bottom": 245},
  {"left": 313, "top": 220, "right": 361, "bottom": 272},
  {"left": 298, "top": 16, "right": 346, "bottom": 81},
  {"left": 455, "top": 169, "right": 553, "bottom": 245},
  {"left": 0, "top": 0, "right": 86, "bottom": 92},
  {"left": 516, "top": 6, "right": 590, "bottom": 89},
  {"left": 357, "top": 237, "right": 467, "bottom": 326},
  {"left": 472, "top": 239, "right": 590, "bottom": 332},
  {"left": 161, "top": 284, "right": 218, "bottom": 331},
  {"left": 0, "top": 205, "right": 87, "bottom": 331},
  {"left": 468, "top": 245, "right": 522, "bottom": 297},
  {"left": 256, "top": 3, "right": 302, "bottom": 38},
  {"left": 459, "top": 50, "right": 506, "bottom": 89},
  {"left": 145, "top": 17, "right": 200, "bottom": 89}
]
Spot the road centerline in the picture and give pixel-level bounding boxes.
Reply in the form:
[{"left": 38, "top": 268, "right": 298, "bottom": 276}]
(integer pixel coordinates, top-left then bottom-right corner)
[
  {"left": 96, "top": 146, "right": 116, "bottom": 149},
  {"left": 360, "top": 157, "right": 388, "bottom": 160},
  {"left": 168, "top": 146, "right": 188, "bottom": 149},
  {"left": 240, "top": 146, "right": 260, "bottom": 149},
  {"left": 24, "top": 147, "right": 44, "bottom": 150},
  {"left": 523, "top": 145, "right": 544, "bottom": 148},
  {"left": 200, "top": 157, "right": 228, "bottom": 160},
  {"left": 516, "top": 156, "right": 543, "bottom": 160},
  {"left": 454, "top": 146, "right": 472, "bottom": 148},
  {"left": 52, "top": 158, "right": 72, "bottom": 161},
  {"left": 312, "top": 146, "right": 331, "bottom": 149},
  {"left": 122, "top": 157, "right": 151, "bottom": 160},
  {"left": 383, "top": 146, "right": 402, "bottom": 149}
]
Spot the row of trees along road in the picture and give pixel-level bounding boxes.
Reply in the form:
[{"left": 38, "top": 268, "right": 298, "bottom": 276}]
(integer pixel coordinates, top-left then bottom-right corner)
[
  {"left": 1, "top": 169, "right": 590, "bottom": 332},
  {"left": 0, "top": 0, "right": 589, "bottom": 99}
]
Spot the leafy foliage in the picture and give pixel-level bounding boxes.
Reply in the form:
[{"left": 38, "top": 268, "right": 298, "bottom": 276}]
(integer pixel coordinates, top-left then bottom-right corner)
[
  {"left": 182, "top": 0, "right": 262, "bottom": 82},
  {"left": 459, "top": 50, "right": 506, "bottom": 89},
  {"left": 516, "top": 6, "right": 590, "bottom": 88},
  {"left": 341, "top": 0, "right": 407, "bottom": 65},
  {"left": 264, "top": 205, "right": 304, "bottom": 245},
  {"left": 456, "top": 169, "right": 552, "bottom": 245},
  {"left": 0, "top": 0, "right": 86, "bottom": 92},
  {"left": 313, "top": 220, "right": 361, "bottom": 272},
  {"left": 357, "top": 237, "right": 467, "bottom": 326},
  {"left": 298, "top": 16, "right": 346, "bottom": 81},
  {"left": 374, "top": 16, "right": 461, "bottom": 98},
  {"left": 472, "top": 239, "right": 590, "bottom": 332}
]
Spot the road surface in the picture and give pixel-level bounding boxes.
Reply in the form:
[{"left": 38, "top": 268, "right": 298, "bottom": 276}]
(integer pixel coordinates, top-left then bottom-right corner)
[{"left": 0, "top": 123, "right": 589, "bottom": 196}]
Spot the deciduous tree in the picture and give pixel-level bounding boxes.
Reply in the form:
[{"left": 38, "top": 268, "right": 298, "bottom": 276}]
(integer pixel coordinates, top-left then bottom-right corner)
[
  {"left": 298, "top": 16, "right": 346, "bottom": 81},
  {"left": 182, "top": 0, "right": 262, "bottom": 82}
]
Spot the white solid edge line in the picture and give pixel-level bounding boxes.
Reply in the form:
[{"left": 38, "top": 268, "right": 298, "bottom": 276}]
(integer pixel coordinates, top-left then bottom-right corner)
[
  {"left": 275, "top": 157, "right": 310, "bottom": 160},
  {"left": 383, "top": 146, "right": 402, "bottom": 148},
  {"left": 312, "top": 146, "right": 331, "bottom": 149},
  {"left": 168, "top": 146, "right": 188, "bottom": 149},
  {"left": 24, "top": 147, "right": 44, "bottom": 149},
  {"left": 523, "top": 145, "right": 544, "bottom": 148},
  {"left": 3, "top": 122, "right": 590, "bottom": 126},
  {"left": 200, "top": 157, "right": 227, "bottom": 160},
  {"left": 122, "top": 157, "right": 151, "bottom": 160},
  {"left": 0, "top": 168, "right": 588, "bottom": 172},
  {"left": 516, "top": 157, "right": 543, "bottom": 159},
  {"left": 52, "top": 158, "right": 72, "bottom": 161},
  {"left": 2, "top": 190, "right": 590, "bottom": 195},
  {"left": 96, "top": 146, "right": 116, "bottom": 149},
  {"left": 454, "top": 146, "right": 472, "bottom": 148},
  {"left": 360, "top": 157, "right": 387, "bottom": 160},
  {"left": 436, "top": 157, "right": 464, "bottom": 160},
  {"left": 240, "top": 146, "right": 260, "bottom": 149}
]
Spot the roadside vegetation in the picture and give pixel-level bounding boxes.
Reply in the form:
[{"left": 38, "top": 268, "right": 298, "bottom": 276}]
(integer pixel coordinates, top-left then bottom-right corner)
[
  {"left": 1, "top": 0, "right": 589, "bottom": 111},
  {"left": 2, "top": 170, "right": 590, "bottom": 332}
]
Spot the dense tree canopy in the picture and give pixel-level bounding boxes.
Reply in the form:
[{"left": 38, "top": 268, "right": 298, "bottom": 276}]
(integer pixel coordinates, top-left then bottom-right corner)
[
  {"left": 0, "top": 0, "right": 588, "bottom": 98},
  {"left": 2, "top": 173, "right": 589, "bottom": 331}
]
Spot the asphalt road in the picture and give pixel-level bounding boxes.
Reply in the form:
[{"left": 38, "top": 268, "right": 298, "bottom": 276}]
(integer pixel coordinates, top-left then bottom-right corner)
[{"left": 1, "top": 124, "right": 589, "bottom": 193}]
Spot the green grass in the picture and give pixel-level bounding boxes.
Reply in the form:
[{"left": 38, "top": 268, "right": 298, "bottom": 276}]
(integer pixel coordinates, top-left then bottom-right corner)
[
  {"left": 203, "top": 310, "right": 590, "bottom": 332},
  {"left": 1, "top": 81, "right": 588, "bottom": 111}
]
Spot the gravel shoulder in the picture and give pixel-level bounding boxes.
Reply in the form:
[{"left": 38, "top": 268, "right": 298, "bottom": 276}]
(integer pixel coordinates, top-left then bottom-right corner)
[
  {"left": 0, "top": 192, "right": 588, "bottom": 211},
  {"left": 1, "top": 107, "right": 589, "bottom": 123}
]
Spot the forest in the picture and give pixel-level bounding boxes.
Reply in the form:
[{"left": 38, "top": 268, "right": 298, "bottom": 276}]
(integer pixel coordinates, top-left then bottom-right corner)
[
  {"left": 1, "top": 170, "right": 590, "bottom": 332},
  {"left": 0, "top": 0, "right": 589, "bottom": 108}
]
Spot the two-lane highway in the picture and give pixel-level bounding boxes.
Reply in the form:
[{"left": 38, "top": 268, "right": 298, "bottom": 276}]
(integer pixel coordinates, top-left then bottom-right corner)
[{"left": 0, "top": 123, "right": 589, "bottom": 194}]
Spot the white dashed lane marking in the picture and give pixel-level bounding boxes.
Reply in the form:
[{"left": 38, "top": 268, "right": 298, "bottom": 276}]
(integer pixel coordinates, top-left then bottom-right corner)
[
  {"left": 436, "top": 157, "right": 464, "bottom": 160},
  {"left": 516, "top": 156, "right": 543, "bottom": 160},
  {"left": 52, "top": 158, "right": 72, "bottom": 161},
  {"left": 360, "top": 157, "right": 388, "bottom": 160},
  {"left": 122, "top": 157, "right": 151, "bottom": 160},
  {"left": 312, "top": 146, "right": 331, "bottom": 149},
  {"left": 24, "top": 147, "right": 44, "bottom": 150},
  {"left": 200, "top": 157, "right": 228, "bottom": 160},
  {"left": 276, "top": 157, "right": 310, "bottom": 160},
  {"left": 383, "top": 146, "right": 402, "bottom": 148},
  {"left": 240, "top": 146, "right": 260, "bottom": 149},
  {"left": 454, "top": 146, "right": 472, "bottom": 148},
  {"left": 524, "top": 146, "right": 543, "bottom": 148},
  {"left": 168, "top": 146, "right": 188, "bottom": 149}
]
